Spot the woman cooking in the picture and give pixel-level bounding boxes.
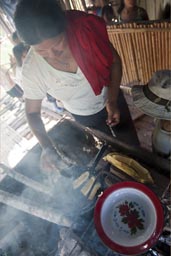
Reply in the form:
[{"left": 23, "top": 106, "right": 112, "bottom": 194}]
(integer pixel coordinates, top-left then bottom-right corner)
[{"left": 14, "top": 0, "right": 139, "bottom": 172}]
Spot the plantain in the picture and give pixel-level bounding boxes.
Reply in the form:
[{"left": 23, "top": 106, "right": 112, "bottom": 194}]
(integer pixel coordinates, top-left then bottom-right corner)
[
  {"left": 88, "top": 182, "right": 101, "bottom": 200},
  {"left": 81, "top": 176, "right": 96, "bottom": 196},
  {"left": 73, "top": 171, "right": 89, "bottom": 189},
  {"left": 103, "top": 153, "right": 154, "bottom": 184}
]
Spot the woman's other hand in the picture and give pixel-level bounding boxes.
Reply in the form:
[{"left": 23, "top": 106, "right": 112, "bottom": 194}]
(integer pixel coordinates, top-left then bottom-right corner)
[
  {"left": 106, "top": 101, "right": 120, "bottom": 126},
  {"left": 40, "top": 147, "right": 60, "bottom": 173}
]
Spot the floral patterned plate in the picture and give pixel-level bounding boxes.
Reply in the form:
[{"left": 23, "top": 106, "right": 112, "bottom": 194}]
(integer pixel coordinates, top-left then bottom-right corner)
[{"left": 94, "top": 181, "right": 164, "bottom": 255}]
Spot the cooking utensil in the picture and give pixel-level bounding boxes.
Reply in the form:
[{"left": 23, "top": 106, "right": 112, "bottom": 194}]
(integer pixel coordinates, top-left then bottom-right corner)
[
  {"left": 108, "top": 125, "right": 116, "bottom": 138},
  {"left": 94, "top": 181, "right": 164, "bottom": 255},
  {"left": 73, "top": 144, "right": 107, "bottom": 196}
]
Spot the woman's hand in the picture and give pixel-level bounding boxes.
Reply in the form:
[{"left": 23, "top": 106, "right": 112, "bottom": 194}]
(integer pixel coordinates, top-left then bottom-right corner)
[
  {"left": 106, "top": 44, "right": 122, "bottom": 127},
  {"left": 40, "top": 147, "right": 72, "bottom": 178},
  {"left": 40, "top": 147, "right": 69, "bottom": 174},
  {"left": 106, "top": 101, "right": 120, "bottom": 127},
  {"left": 40, "top": 147, "right": 60, "bottom": 173}
]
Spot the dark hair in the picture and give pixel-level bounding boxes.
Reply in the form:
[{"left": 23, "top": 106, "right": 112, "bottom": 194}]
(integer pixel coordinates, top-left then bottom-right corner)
[
  {"left": 14, "top": 0, "right": 66, "bottom": 45},
  {"left": 117, "top": 0, "right": 125, "bottom": 14},
  {"left": 12, "top": 43, "right": 30, "bottom": 66},
  {"left": 102, "top": 4, "right": 115, "bottom": 23},
  {"left": 162, "top": 3, "right": 171, "bottom": 20},
  {"left": 117, "top": 0, "right": 137, "bottom": 14}
]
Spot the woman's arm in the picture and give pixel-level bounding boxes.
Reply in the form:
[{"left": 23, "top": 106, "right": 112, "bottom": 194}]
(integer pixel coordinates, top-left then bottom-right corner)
[
  {"left": 25, "top": 98, "right": 65, "bottom": 171},
  {"left": 140, "top": 8, "right": 149, "bottom": 21},
  {"left": 25, "top": 98, "right": 53, "bottom": 149},
  {"left": 106, "top": 43, "right": 122, "bottom": 126}
]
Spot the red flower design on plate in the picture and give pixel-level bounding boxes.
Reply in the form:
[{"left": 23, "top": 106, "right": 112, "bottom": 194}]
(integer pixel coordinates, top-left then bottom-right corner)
[
  {"left": 117, "top": 201, "right": 144, "bottom": 235},
  {"left": 118, "top": 204, "right": 129, "bottom": 216}
]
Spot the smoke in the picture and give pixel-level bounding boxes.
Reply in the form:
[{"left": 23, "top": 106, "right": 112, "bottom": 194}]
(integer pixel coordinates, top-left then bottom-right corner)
[
  {"left": 0, "top": 166, "right": 94, "bottom": 255},
  {"left": 0, "top": 201, "right": 61, "bottom": 255},
  {"left": 0, "top": 204, "right": 29, "bottom": 254},
  {"left": 0, "top": 120, "right": 103, "bottom": 255}
]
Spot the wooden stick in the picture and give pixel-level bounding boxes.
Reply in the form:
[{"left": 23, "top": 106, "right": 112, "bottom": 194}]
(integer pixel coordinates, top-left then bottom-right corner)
[
  {"left": 122, "top": 31, "right": 132, "bottom": 82},
  {"left": 138, "top": 26, "right": 147, "bottom": 83},
  {"left": 133, "top": 24, "right": 142, "bottom": 83},
  {"left": 164, "top": 22, "right": 167, "bottom": 68},
  {"left": 0, "top": 223, "right": 24, "bottom": 248},
  {"left": 144, "top": 28, "right": 150, "bottom": 79},
  {"left": 143, "top": 25, "right": 149, "bottom": 83},
  {"left": 150, "top": 24, "right": 157, "bottom": 72},
  {"left": 117, "top": 33, "right": 129, "bottom": 84},
  {"left": 69, "top": 119, "right": 170, "bottom": 176},
  {"left": 169, "top": 30, "right": 171, "bottom": 68},
  {"left": 108, "top": 28, "right": 171, "bottom": 33},
  {"left": 0, "top": 189, "right": 71, "bottom": 227},
  {"left": 124, "top": 23, "right": 135, "bottom": 82},
  {"left": 0, "top": 164, "right": 52, "bottom": 196},
  {"left": 147, "top": 29, "right": 153, "bottom": 76},
  {"left": 135, "top": 24, "right": 143, "bottom": 83},
  {"left": 129, "top": 30, "right": 138, "bottom": 82},
  {"left": 156, "top": 23, "right": 160, "bottom": 70},
  {"left": 169, "top": 27, "right": 171, "bottom": 68},
  {"left": 161, "top": 22, "right": 164, "bottom": 69},
  {"left": 129, "top": 24, "right": 139, "bottom": 82}
]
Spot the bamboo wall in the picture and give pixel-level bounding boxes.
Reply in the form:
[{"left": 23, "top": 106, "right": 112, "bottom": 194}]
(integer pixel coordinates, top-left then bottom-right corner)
[
  {"left": 67, "top": 0, "right": 86, "bottom": 11},
  {"left": 107, "top": 21, "right": 171, "bottom": 86}
]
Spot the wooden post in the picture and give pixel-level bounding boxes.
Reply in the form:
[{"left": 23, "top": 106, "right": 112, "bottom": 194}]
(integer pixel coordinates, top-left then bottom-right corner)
[
  {"left": 68, "top": 119, "right": 170, "bottom": 177},
  {"left": 0, "top": 163, "right": 52, "bottom": 196},
  {"left": 0, "top": 190, "right": 72, "bottom": 227},
  {"left": 0, "top": 223, "right": 24, "bottom": 249}
]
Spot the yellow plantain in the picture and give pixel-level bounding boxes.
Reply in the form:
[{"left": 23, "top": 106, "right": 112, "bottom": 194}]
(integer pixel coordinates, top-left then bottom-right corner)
[
  {"left": 88, "top": 182, "right": 101, "bottom": 200},
  {"left": 81, "top": 176, "right": 96, "bottom": 196},
  {"left": 73, "top": 171, "right": 89, "bottom": 189},
  {"left": 114, "top": 154, "right": 154, "bottom": 183},
  {"left": 103, "top": 153, "right": 154, "bottom": 184}
]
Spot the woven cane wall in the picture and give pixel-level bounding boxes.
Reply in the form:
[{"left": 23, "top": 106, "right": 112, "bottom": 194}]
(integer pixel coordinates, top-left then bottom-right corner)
[
  {"left": 107, "top": 21, "right": 171, "bottom": 86},
  {"left": 68, "top": 0, "right": 86, "bottom": 11}
]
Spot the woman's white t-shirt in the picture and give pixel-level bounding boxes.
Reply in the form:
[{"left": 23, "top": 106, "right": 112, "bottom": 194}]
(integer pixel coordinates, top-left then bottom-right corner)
[{"left": 22, "top": 47, "right": 108, "bottom": 116}]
